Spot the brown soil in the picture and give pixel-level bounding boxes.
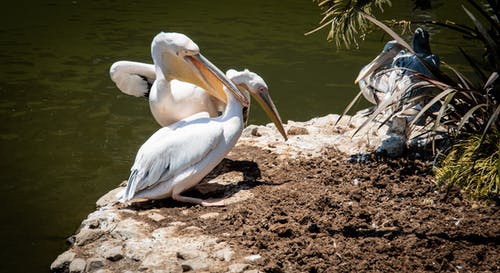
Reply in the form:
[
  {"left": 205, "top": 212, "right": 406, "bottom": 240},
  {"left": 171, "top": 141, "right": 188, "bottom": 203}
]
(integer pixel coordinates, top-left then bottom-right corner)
[{"left": 129, "top": 145, "right": 499, "bottom": 273}]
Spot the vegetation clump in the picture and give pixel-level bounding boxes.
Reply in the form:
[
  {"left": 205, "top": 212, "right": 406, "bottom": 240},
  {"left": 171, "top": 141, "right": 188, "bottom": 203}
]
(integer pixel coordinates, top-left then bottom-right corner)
[
  {"left": 434, "top": 130, "right": 499, "bottom": 198},
  {"left": 310, "top": 0, "right": 499, "bottom": 199}
]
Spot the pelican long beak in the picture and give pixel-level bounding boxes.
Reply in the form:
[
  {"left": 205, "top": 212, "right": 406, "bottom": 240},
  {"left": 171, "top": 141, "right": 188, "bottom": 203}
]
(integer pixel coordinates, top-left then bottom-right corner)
[
  {"left": 250, "top": 88, "right": 288, "bottom": 141},
  {"left": 354, "top": 51, "right": 396, "bottom": 84},
  {"left": 186, "top": 54, "right": 249, "bottom": 107}
]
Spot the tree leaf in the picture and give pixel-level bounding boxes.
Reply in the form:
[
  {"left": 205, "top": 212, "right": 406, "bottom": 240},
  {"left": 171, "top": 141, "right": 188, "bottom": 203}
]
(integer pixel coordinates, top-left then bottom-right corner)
[
  {"left": 410, "top": 88, "right": 457, "bottom": 127},
  {"left": 359, "top": 10, "right": 415, "bottom": 54},
  {"left": 457, "top": 103, "right": 488, "bottom": 132},
  {"left": 335, "top": 90, "right": 364, "bottom": 125}
]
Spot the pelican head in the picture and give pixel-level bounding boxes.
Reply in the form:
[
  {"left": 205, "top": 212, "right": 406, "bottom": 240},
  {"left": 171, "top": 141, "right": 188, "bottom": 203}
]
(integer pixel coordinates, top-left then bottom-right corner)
[
  {"left": 151, "top": 32, "right": 248, "bottom": 107},
  {"left": 412, "top": 28, "right": 432, "bottom": 56},
  {"left": 355, "top": 40, "right": 405, "bottom": 84},
  {"left": 227, "top": 69, "right": 287, "bottom": 140}
]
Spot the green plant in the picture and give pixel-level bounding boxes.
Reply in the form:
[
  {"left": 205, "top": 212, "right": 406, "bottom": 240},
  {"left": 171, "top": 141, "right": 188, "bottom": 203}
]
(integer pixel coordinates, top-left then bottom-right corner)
[
  {"left": 306, "top": 0, "right": 392, "bottom": 49},
  {"left": 434, "top": 130, "right": 499, "bottom": 198}
]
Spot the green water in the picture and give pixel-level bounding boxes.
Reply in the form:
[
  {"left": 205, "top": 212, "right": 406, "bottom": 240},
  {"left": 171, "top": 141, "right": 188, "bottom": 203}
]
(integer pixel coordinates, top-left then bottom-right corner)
[{"left": 0, "top": 1, "right": 479, "bottom": 272}]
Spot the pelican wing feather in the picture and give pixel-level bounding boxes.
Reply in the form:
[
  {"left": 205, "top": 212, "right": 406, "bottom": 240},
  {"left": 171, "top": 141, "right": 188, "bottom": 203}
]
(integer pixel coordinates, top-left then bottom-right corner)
[
  {"left": 124, "top": 119, "right": 224, "bottom": 200},
  {"left": 110, "top": 61, "right": 156, "bottom": 97}
]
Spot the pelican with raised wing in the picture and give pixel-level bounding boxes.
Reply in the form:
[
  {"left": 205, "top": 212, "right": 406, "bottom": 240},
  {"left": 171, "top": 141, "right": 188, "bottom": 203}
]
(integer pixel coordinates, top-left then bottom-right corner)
[
  {"left": 110, "top": 32, "right": 231, "bottom": 126},
  {"left": 120, "top": 68, "right": 286, "bottom": 206}
]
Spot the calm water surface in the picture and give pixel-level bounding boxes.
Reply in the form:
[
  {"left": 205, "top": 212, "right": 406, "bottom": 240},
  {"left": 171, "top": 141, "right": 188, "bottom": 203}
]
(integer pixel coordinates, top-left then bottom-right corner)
[{"left": 0, "top": 1, "right": 478, "bottom": 272}]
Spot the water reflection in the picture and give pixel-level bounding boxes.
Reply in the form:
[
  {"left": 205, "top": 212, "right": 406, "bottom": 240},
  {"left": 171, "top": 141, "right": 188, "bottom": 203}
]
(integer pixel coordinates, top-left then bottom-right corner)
[{"left": 0, "top": 1, "right": 478, "bottom": 272}]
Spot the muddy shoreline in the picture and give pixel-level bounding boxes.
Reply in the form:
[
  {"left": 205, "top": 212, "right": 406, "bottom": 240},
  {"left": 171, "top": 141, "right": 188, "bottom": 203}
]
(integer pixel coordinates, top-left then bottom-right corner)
[{"left": 51, "top": 114, "right": 499, "bottom": 273}]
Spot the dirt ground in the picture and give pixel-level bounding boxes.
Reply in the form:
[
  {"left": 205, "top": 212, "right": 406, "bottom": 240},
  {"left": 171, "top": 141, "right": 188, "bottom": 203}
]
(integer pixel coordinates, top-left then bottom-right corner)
[{"left": 128, "top": 144, "right": 499, "bottom": 273}]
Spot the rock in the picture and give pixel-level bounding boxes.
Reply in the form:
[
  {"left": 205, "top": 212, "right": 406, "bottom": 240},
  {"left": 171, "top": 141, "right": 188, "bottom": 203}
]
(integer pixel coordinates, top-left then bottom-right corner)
[
  {"left": 69, "top": 258, "right": 86, "bottom": 273},
  {"left": 244, "top": 254, "right": 262, "bottom": 263},
  {"left": 81, "top": 210, "right": 119, "bottom": 232},
  {"left": 50, "top": 250, "right": 76, "bottom": 273},
  {"left": 240, "top": 114, "right": 384, "bottom": 158},
  {"left": 183, "top": 226, "right": 203, "bottom": 233},
  {"left": 110, "top": 218, "right": 149, "bottom": 241},
  {"left": 86, "top": 258, "right": 105, "bottom": 272},
  {"left": 139, "top": 252, "right": 181, "bottom": 272},
  {"left": 287, "top": 126, "right": 309, "bottom": 135},
  {"left": 376, "top": 134, "right": 406, "bottom": 158},
  {"left": 241, "top": 125, "right": 262, "bottom": 137},
  {"left": 74, "top": 228, "right": 104, "bottom": 246},
  {"left": 101, "top": 245, "right": 123, "bottom": 261},
  {"left": 95, "top": 187, "right": 123, "bottom": 208},
  {"left": 199, "top": 212, "right": 220, "bottom": 220},
  {"left": 147, "top": 212, "right": 166, "bottom": 222},
  {"left": 228, "top": 263, "right": 251, "bottom": 273},
  {"left": 168, "top": 221, "right": 186, "bottom": 227},
  {"left": 93, "top": 270, "right": 113, "bottom": 273},
  {"left": 180, "top": 259, "right": 210, "bottom": 272},
  {"left": 152, "top": 226, "right": 179, "bottom": 239},
  {"left": 214, "top": 247, "right": 234, "bottom": 261}
]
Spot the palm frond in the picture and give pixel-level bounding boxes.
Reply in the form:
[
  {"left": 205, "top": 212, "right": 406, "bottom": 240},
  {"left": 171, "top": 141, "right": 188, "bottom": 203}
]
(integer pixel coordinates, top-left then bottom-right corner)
[{"left": 307, "top": 0, "right": 392, "bottom": 49}]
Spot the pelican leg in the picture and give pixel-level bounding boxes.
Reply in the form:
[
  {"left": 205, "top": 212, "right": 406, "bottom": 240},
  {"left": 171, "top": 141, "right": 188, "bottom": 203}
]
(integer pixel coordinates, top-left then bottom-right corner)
[{"left": 172, "top": 192, "right": 226, "bottom": 207}]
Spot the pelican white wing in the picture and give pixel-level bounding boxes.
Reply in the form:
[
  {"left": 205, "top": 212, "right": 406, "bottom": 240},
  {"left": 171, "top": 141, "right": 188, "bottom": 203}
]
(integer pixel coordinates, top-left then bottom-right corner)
[
  {"left": 110, "top": 61, "right": 156, "bottom": 97},
  {"left": 124, "top": 119, "right": 224, "bottom": 200}
]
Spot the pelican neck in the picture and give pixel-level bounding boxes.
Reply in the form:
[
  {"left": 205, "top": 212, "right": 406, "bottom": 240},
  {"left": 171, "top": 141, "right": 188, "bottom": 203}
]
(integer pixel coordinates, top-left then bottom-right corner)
[{"left": 220, "top": 90, "right": 242, "bottom": 120}]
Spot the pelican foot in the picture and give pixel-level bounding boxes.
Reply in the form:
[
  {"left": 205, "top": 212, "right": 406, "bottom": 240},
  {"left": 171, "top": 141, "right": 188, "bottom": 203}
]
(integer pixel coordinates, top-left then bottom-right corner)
[
  {"left": 172, "top": 193, "right": 226, "bottom": 207},
  {"left": 200, "top": 198, "right": 226, "bottom": 207}
]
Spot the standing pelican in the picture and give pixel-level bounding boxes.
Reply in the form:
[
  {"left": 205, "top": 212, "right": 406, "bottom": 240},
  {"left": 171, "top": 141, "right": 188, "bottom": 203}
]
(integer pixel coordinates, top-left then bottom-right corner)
[
  {"left": 110, "top": 32, "right": 229, "bottom": 126},
  {"left": 120, "top": 67, "right": 286, "bottom": 206},
  {"left": 355, "top": 28, "right": 439, "bottom": 105},
  {"left": 355, "top": 41, "right": 406, "bottom": 104}
]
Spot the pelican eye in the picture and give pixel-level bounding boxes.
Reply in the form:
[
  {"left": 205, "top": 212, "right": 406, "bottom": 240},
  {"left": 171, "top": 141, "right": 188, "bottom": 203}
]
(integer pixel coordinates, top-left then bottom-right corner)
[{"left": 182, "top": 49, "right": 198, "bottom": 56}]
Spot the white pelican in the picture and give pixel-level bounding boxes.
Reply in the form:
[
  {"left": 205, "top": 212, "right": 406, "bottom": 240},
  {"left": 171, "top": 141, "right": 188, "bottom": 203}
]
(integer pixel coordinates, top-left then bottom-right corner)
[
  {"left": 110, "top": 32, "right": 229, "bottom": 127},
  {"left": 355, "top": 28, "right": 439, "bottom": 105},
  {"left": 120, "top": 68, "right": 286, "bottom": 206}
]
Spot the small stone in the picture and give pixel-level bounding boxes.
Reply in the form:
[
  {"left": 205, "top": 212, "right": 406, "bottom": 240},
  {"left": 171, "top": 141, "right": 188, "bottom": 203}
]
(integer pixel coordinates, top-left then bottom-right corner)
[
  {"left": 181, "top": 264, "right": 193, "bottom": 272},
  {"left": 69, "top": 258, "right": 86, "bottom": 273},
  {"left": 94, "top": 270, "right": 113, "bottom": 273},
  {"left": 354, "top": 178, "right": 360, "bottom": 186},
  {"left": 228, "top": 263, "right": 251, "bottom": 273},
  {"left": 183, "top": 226, "right": 203, "bottom": 233},
  {"left": 152, "top": 226, "right": 178, "bottom": 239},
  {"left": 376, "top": 134, "right": 406, "bottom": 158},
  {"left": 75, "top": 228, "right": 104, "bottom": 246},
  {"left": 86, "top": 258, "right": 105, "bottom": 272},
  {"left": 140, "top": 252, "right": 181, "bottom": 272},
  {"left": 148, "top": 212, "right": 166, "bottom": 222},
  {"left": 50, "top": 250, "right": 76, "bottom": 272},
  {"left": 103, "top": 246, "right": 123, "bottom": 262},
  {"left": 214, "top": 247, "right": 234, "bottom": 261},
  {"left": 123, "top": 239, "right": 153, "bottom": 261},
  {"left": 287, "top": 126, "right": 309, "bottom": 135},
  {"left": 176, "top": 250, "right": 200, "bottom": 261},
  {"left": 111, "top": 218, "right": 149, "bottom": 240},
  {"left": 198, "top": 212, "right": 219, "bottom": 220},
  {"left": 181, "top": 259, "right": 209, "bottom": 272},
  {"left": 168, "top": 221, "right": 186, "bottom": 226},
  {"left": 244, "top": 254, "right": 262, "bottom": 263},
  {"left": 251, "top": 127, "right": 261, "bottom": 137}
]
